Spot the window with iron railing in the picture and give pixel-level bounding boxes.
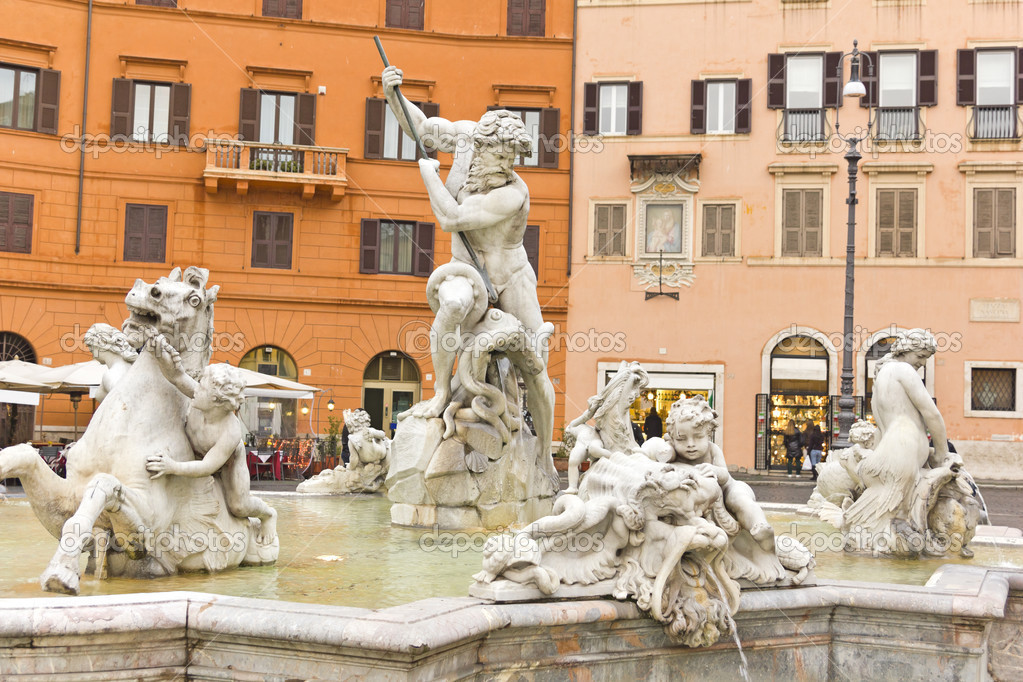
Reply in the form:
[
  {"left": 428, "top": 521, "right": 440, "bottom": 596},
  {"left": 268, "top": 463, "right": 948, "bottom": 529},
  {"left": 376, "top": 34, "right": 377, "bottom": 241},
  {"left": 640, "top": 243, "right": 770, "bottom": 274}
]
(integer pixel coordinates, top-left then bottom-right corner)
[
  {"left": 959, "top": 48, "right": 1021, "bottom": 140},
  {"left": 768, "top": 52, "right": 842, "bottom": 143}
]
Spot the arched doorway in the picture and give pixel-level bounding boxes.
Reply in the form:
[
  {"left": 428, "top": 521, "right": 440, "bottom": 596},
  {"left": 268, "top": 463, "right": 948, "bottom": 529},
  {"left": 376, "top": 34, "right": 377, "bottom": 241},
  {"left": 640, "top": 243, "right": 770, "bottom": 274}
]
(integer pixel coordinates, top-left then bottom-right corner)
[
  {"left": 239, "top": 345, "right": 299, "bottom": 442},
  {"left": 362, "top": 351, "right": 420, "bottom": 438},
  {"left": 766, "top": 334, "right": 831, "bottom": 469},
  {"left": 863, "top": 334, "right": 930, "bottom": 422},
  {"left": 0, "top": 332, "right": 37, "bottom": 446}
]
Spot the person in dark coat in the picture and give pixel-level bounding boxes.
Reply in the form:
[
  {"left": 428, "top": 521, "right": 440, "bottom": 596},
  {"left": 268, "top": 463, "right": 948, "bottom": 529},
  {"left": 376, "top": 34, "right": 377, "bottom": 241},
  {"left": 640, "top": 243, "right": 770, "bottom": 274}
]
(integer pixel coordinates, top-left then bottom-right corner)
[
  {"left": 783, "top": 419, "right": 803, "bottom": 476},
  {"left": 631, "top": 421, "right": 645, "bottom": 445},
  {"left": 644, "top": 408, "right": 663, "bottom": 440},
  {"left": 803, "top": 422, "right": 825, "bottom": 480}
]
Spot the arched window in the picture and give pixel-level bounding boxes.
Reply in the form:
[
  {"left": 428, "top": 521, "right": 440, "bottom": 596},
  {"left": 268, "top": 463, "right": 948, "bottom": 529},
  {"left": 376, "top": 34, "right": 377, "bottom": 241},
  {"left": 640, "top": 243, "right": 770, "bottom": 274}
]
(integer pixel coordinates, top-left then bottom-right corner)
[
  {"left": 362, "top": 351, "right": 420, "bottom": 437},
  {"left": 0, "top": 332, "right": 37, "bottom": 446},
  {"left": 239, "top": 345, "right": 299, "bottom": 441},
  {"left": 0, "top": 332, "right": 35, "bottom": 362}
]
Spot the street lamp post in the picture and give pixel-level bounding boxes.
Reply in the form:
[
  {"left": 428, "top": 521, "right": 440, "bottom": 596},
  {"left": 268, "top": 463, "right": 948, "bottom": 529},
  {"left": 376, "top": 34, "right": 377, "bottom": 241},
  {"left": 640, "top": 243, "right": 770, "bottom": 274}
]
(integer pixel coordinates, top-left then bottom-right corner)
[{"left": 832, "top": 40, "right": 875, "bottom": 451}]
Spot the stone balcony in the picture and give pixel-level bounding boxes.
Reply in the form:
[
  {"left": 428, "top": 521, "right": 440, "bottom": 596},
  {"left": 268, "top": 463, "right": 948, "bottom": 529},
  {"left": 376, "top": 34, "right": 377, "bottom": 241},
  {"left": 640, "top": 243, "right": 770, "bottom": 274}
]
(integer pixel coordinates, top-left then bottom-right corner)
[{"left": 202, "top": 139, "right": 348, "bottom": 200}]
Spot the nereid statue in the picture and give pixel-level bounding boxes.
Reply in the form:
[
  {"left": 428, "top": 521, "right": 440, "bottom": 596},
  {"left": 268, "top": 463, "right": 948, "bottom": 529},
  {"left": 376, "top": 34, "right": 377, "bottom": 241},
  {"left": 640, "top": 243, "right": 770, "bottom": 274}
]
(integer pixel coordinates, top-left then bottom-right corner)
[
  {"left": 298, "top": 409, "right": 391, "bottom": 494},
  {"left": 806, "top": 329, "right": 985, "bottom": 558},
  {"left": 0, "top": 267, "right": 278, "bottom": 594},
  {"left": 472, "top": 366, "right": 813, "bottom": 646},
  {"left": 381, "top": 64, "right": 558, "bottom": 529}
]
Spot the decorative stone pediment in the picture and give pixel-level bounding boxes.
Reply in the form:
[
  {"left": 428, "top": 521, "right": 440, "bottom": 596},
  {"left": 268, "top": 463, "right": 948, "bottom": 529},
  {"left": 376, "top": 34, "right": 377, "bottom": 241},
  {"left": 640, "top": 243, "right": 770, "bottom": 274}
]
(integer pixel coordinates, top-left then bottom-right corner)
[{"left": 628, "top": 153, "right": 702, "bottom": 194}]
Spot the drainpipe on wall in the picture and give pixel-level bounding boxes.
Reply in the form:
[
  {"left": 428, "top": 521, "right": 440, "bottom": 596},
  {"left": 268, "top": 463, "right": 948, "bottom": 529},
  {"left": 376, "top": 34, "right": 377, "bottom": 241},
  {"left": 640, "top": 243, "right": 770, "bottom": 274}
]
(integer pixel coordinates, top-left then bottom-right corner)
[
  {"left": 566, "top": 0, "right": 578, "bottom": 278},
  {"left": 75, "top": 0, "right": 93, "bottom": 255}
]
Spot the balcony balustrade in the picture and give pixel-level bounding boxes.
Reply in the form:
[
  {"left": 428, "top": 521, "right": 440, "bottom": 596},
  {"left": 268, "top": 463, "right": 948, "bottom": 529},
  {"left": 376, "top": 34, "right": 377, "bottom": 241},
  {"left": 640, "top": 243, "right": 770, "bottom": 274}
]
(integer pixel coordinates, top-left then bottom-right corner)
[{"left": 203, "top": 139, "right": 348, "bottom": 200}]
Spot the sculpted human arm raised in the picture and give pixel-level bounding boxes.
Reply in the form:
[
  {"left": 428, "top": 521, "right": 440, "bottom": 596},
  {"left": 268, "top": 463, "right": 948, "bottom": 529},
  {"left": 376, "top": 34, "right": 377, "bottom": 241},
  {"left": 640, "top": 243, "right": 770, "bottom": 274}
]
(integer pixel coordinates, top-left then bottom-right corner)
[
  {"left": 382, "top": 66, "right": 462, "bottom": 154},
  {"left": 418, "top": 158, "right": 525, "bottom": 233},
  {"left": 151, "top": 334, "right": 198, "bottom": 399}
]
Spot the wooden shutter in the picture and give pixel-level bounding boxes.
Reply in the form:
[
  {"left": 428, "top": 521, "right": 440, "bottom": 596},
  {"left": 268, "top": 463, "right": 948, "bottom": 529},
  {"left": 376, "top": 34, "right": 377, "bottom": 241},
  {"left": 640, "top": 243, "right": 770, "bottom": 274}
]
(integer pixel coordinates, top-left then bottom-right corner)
[
  {"left": 782, "top": 189, "right": 802, "bottom": 256},
  {"left": 735, "top": 78, "right": 752, "bottom": 134},
  {"left": 412, "top": 221, "right": 434, "bottom": 277},
  {"left": 690, "top": 81, "right": 706, "bottom": 134},
  {"left": 582, "top": 83, "right": 598, "bottom": 135},
  {"left": 537, "top": 107, "right": 559, "bottom": 168},
  {"left": 364, "top": 98, "right": 386, "bottom": 159},
  {"left": 169, "top": 83, "right": 190, "bottom": 147},
  {"left": 273, "top": 214, "right": 293, "bottom": 269},
  {"left": 719, "top": 205, "right": 735, "bottom": 256},
  {"left": 360, "top": 219, "right": 381, "bottom": 273},
  {"left": 594, "top": 204, "right": 610, "bottom": 255},
  {"left": 386, "top": 0, "right": 421, "bottom": 29},
  {"left": 36, "top": 68, "right": 60, "bottom": 135},
  {"left": 385, "top": 0, "right": 403, "bottom": 27},
  {"left": 626, "top": 81, "right": 643, "bottom": 135},
  {"left": 294, "top": 92, "right": 315, "bottom": 146},
  {"left": 974, "top": 188, "right": 994, "bottom": 257},
  {"left": 417, "top": 101, "right": 441, "bottom": 160},
  {"left": 804, "top": 189, "right": 822, "bottom": 256},
  {"left": 1018, "top": 48, "right": 1023, "bottom": 105},
  {"left": 124, "top": 204, "right": 145, "bottom": 261},
  {"left": 523, "top": 224, "right": 540, "bottom": 277},
  {"left": 527, "top": 0, "right": 545, "bottom": 37},
  {"left": 995, "top": 188, "right": 1016, "bottom": 257},
  {"left": 508, "top": 0, "right": 526, "bottom": 35},
  {"left": 767, "top": 53, "right": 786, "bottom": 109},
  {"left": 824, "top": 52, "right": 843, "bottom": 108},
  {"left": 702, "top": 204, "right": 718, "bottom": 256},
  {"left": 918, "top": 50, "right": 937, "bottom": 107},
  {"left": 239, "top": 88, "right": 260, "bottom": 142},
  {"left": 1, "top": 193, "right": 33, "bottom": 254},
  {"left": 252, "top": 212, "right": 273, "bottom": 267},
  {"left": 877, "top": 189, "right": 896, "bottom": 256},
  {"left": 896, "top": 189, "right": 916, "bottom": 256},
  {"left": 407, "top": 0, "right": 424, "bottom": 30},
  {"left": 111, "top": 78, "right": 134, "bottom": 140},
  {"left": 957, "top": 49, "right": 976, "bottom": 106},
  {"left": 262, "top": 0, "right": 279, "bottom": 16},
  {"left": 859, "top": 51, "right": 878, "bottom": 109},
  {"left": 610, "top": 205, "right": 626, "bottom": 256}
]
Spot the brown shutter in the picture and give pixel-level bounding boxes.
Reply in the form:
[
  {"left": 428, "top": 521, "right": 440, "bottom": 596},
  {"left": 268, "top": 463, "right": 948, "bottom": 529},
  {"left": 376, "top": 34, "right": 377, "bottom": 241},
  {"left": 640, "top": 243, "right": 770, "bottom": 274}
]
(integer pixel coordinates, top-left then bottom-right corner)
[
  {"left": 626, "top": 81, "right": 643, "bottom": 135},
  {"left": 523, "top": 224, "right": 540, "bottom": 277},
  {"left": 804, "top": 189, "right": 822, "bottom": 255},
  {"left": 239, "top": 88, "right": 260, "bottom": 142},
  {"left": 285, "top": 0, "right": 301, "bottom": 19},
  {"left": 262, "top": 0, "right": 278, "bottom": 16},
  {"left": 294, "top": 92, "right": 315, "bottom": 146},
  {"left": 36, "top": 68, "right": 60, "bottom": 135},
  {"left": 111, "top": 78, "right": 134, "bottom": 140},
  {"left": 147, "top": 206, "right": 167, "bottom": 262},
  {"left": 124, "top": 204, "right": 146, "bottom": 261},
  {"left": 877, "top": 189, "right": 896, "bottom": 256},
  {"left": 169, "top": 83, "right": 191, "bottom": 147},
  {"left": 8, "top": 193, "right": 33, "bottom": 254},
  {"left": 385, "top": 0, "right": 404, "bottom": 27},
  {"left": 582, "top": 83, "right": 598, "bottom": 135},
  {"left": 594, "top": 204, "right": 610, "bottom": 255},
  {"left": 995, "top": 188, "right": 1016, "bottom": 257},
  {"left": 538, "top": 107, "right": 559, "bottom": 168},
  {"left": 702, "top": 204, "right": 718, "bottom": 256},
  {"left": 782, "top": 190, "right": 802, "bottom": 256},
  {"left": 407, "top": 0, "right": 424, "bottom": 29},
  {"left": 508, "top": 0, "right": 526, "bottom": 35},
  {"left": 897, "top": 189, "right": 916, "bottom": 256},
  {"left": 690, "top": 80, "right": 706, "bottom": 134},
  {"left": 527, "top": 0, "right": 545, "bottom": 37},
  {"left": 0, "top": 195, "right": 8, "bottom": 251},
  {"left": 412, "top": 221, "right": 434, "bottom": 277},
  {"left": 610, "top": 205, "right": 626, "bottom": 256},
  {"left": 417, "top": 101, "right": 441, "bottom": 160},
  {"left": 1018, "top": 48, "right": 1023, "bottom": 105},
  {"left": 719, "top": 204, "right": 735, "bottom": 256},
  {"left": 767, "top": 54, "right": 786, "bottom": 109},
  {"left": 735, "top": 78, "right": 752, "bottom": 134},
  {"left": 859, "top": 51, "right": 878, "bottom": 109},
  {"left": 957, "top": 49, "right": 976, "bottom": 106},
  {"left": 824, "top": 52, "right": 843, "bottom": 108},
  {"left": 974, "top": 188, "right": 993, "bottom": 257},
  {"left": 252, "top": 212, "right": 273, "bottom": 267},
  {"left": 364, "top": 98, "right": 386, "bottom": 159},
  {"left": 273, "top": 213, "right": 293, "bottom": 269},
  {"left": 361, "top": 219, "right": 381, "bottom": 273},
  {"left": 918, "top": 50, "right": 937, "bottom": 107}
]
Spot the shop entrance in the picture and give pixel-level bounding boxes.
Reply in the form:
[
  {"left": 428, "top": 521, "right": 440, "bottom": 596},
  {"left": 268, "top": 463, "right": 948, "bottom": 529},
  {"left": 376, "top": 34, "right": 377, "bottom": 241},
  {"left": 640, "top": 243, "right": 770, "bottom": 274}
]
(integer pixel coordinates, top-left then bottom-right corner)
[
  {"left": 761, "top": 335, "right": 831, "bottom": 471},
  {"left": 363, "top": 351, "right": 420, "bottom": 438}
]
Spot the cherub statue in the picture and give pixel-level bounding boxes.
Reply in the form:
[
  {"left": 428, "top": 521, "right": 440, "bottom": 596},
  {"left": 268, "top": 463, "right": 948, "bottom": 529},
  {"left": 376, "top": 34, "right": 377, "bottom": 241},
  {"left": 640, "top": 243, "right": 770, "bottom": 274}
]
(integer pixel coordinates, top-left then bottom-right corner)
[
  {"left": 562, "top": 361, "right": 649, "bottom": 494},
  {"left": 145, "top": 335, "right": 277, "bottom": 543},
  {"left": 805, "top": 420, "right": 874, "bottom": 518},
  {"left": 83, "top": 323, "right": 137, "bottom": 404}
]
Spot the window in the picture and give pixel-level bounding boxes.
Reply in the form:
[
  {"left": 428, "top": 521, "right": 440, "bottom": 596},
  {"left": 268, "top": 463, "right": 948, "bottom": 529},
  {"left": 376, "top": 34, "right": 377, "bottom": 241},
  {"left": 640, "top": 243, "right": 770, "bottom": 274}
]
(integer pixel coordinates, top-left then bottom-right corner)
[
  {"left": 252, "top": 212, "right": 294, "bottom": 269},
  {"left": 360, "top": 219, "right": 434, "bottom": 276},
  {"left": 973, "top": 187, "right": 1016, "bottom": 258},
  {"left": 0, "top": 191, "right": 33, "bottom": 254},
  {"left": 136, "top": 0, "right": 176, "bottom": 5},
  {"left": 691, "top": 79, "right": 751, "bottom": 134},
  {"left": 386, "top": 0, "right": 424, "bottom": 30},
  {"left": 497, "top": 107, "right": 560, "bottom": 168},
  {"left": 876, "top": 189, "right": 916, "bottom": 257},
  {"left": 972, "top": 368, "right": 1016, "bottom": 412},
  {"left": 507, "top": 0, "right": 545, "bottom": 37},
  {"left": 239, "top": 88, "right": 315, "bottom": 145},
  {"left": 263, "top": 0, "right": 301, "bottom": 18},
  {"left": 111, "top": 79, "right": 190, "bottom": 144},
  {"left": 0, "top": 63, "right": 59, "bottom": 134},
  {"left": 781, "top": 189, "right": 822, "bottom": 257},
  {"left": 124, "top": 204, "right": 167, "bottom": 263},
  {"left": 592, "top": 204, "right": 627, "bottom": 257},
  {"left": 767, "top": 52, "right": 842, "bottom": 141},
  {"left": 524, "top": 225, "right": 540, "bottom": 276},
  {"left": 583, "top": 81, "right": 642, "bottom": 136},
  {"left": 363, "top": 99, "right": 439, "bottom": 161},
  {"left": 958, "top": 48, "right": 1022, "bottom": 139},
  {"left": 858, "top": 50, "right": 936, "bottom": 140},
  {"left": 702, "top": 204, "right": 736, "bottom": 257}
]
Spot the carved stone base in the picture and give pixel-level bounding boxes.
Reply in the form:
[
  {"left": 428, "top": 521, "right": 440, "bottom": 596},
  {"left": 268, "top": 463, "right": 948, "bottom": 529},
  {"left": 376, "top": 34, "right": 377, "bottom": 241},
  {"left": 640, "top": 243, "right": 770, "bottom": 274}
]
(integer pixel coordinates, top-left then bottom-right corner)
[{"left": 387, "top": 414, "right": 558, "bottom": 529}]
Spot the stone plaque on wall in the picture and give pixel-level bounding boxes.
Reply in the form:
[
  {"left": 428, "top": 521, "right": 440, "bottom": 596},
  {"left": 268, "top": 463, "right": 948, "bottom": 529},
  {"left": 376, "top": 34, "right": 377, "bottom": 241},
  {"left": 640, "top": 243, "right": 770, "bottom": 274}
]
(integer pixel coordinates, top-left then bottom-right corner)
[{"left": 969, "top": 298, "right": 1021, "bottom": 323}]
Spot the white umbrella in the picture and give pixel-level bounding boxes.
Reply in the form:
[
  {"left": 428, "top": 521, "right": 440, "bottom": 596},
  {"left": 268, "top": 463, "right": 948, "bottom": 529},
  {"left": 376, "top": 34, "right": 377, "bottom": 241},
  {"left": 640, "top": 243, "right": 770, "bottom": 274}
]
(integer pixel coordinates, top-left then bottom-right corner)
[
  {"left": 233, "top": 366, "right": 321, "bottom": 399},
  {"left": 0, "top": 360, "right": 55, "bottom": 392},
  {"left": 39, "top": 360, "right": 105, "bottom": 391}
]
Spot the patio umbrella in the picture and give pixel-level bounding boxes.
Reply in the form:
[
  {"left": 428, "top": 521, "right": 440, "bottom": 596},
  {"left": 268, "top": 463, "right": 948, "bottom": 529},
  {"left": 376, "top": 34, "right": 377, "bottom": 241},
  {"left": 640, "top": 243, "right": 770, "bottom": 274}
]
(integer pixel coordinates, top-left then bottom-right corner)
[
  {"left": 233, "top": 366, "right": 321, "bottom": 399},
  {"left": 0, "top": 360, "right": 55, "bottom": 392}
]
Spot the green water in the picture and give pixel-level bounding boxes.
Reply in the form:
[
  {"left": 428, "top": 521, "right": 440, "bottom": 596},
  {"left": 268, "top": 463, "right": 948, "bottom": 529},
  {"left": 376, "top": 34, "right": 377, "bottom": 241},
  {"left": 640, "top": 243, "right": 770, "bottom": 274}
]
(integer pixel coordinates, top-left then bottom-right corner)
[{"left": 1, "top": 497, "right": 1020, "bottom": 607}]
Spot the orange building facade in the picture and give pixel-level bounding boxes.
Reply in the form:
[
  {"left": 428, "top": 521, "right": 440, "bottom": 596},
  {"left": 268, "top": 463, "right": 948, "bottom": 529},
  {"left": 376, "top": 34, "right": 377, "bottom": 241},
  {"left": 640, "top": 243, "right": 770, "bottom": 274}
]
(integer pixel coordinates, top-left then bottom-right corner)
[{"left": 0, "top": 0, "right": 572, "bottom": 445}]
